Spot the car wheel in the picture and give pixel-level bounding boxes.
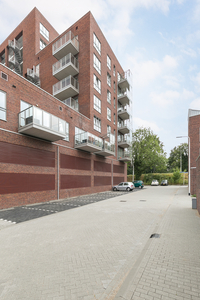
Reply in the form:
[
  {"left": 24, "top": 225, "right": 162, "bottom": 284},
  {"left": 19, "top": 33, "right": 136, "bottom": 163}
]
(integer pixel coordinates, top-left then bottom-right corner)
[
  {"left": 126, "top": 187, "right": 130, "bottom": 191},
  {"left": 113, "top": 187, "right": 117, "bottom": 191}
]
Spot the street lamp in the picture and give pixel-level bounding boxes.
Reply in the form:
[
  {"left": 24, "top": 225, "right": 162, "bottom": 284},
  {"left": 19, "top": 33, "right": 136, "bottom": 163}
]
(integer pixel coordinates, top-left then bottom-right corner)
[{"left": 176, "top": 136, "right": 190, "bottom": 195}]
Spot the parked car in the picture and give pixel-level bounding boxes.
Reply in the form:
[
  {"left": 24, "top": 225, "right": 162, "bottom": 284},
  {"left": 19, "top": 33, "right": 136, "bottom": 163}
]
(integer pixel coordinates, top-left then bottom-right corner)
[
  {"left": 133, "top": 180, "right": 144, "bottom": 188},
  {"left": 161, "top": 180, "right": 168, "bottom": 186},
  {"left": 151, "top": 179, "right": 159, "bottom": 186},
  {"left": 113, "top": 182, "right": 134, "bottom": 191}
]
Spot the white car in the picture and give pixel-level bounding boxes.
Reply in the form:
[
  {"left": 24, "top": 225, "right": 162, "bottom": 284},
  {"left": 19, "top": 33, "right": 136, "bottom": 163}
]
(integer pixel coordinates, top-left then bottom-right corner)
[
  {"left": 151, "top": 179, "right": 159, "bottom": 186},
  {"left": 113, "top": 182, "right": 134, "bottom": 191}
]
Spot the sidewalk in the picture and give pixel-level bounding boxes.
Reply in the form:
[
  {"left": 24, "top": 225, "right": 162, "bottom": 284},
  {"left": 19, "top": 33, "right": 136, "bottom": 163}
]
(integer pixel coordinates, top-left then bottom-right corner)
[
  {"left": 115, "top": 186, "right": 200, "bottom": 300},
  {"left": 0, "top": 186, "right": 199, "bottom": 300}
]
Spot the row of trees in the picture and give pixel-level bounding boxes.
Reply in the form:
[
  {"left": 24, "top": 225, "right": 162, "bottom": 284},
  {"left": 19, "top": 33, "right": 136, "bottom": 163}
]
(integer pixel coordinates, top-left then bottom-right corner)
[{"left": 128, "top": 128, "right": 188, "bottom": 179}]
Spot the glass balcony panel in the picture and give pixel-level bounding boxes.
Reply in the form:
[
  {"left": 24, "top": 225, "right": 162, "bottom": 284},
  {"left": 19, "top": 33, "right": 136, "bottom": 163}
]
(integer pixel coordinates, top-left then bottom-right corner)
[
  {"left": 74, "top": 132, "right": 103, "bottom": 153},
  {"left": 43, "top": 111, "right": 50, "bottom": 128},
  {"left": 18, "top": 106, "right": 66, "bottom": 141},
  {"left": 53, "top": 75, "right": 79, "bottom": 100}
]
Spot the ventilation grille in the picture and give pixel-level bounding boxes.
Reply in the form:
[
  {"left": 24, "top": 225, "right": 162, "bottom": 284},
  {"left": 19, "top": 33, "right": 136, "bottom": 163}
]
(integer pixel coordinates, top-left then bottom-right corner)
[{"left": 1, "top": 72, "right": 8, "bottom": 81}]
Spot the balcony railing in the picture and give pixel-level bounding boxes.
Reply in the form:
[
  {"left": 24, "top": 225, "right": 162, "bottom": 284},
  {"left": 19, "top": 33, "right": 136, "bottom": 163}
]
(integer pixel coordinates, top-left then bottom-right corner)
[
  {"left": 95, "top": 140, "right": 115, "bottom": 157},
  {"left": 63, "top": 97, "right": 79, "bottom": 111},
  {"left": 27, "top": 66, "right": 40, "bottom": 86},
  {"left": 53, "top": 75, "right": 79, "bottom": 100},
  {"left": 18, "top": 106, "right": 67, "bottom": 142},
  {"left": 118, "top": 120, "right": 130, "bottom": 134},
  {"left": 52, "top": 53, "right": 79, "bottom": 80},
  {"left": 118, "top": 106, "right": 130, "bottom": 120},
  {"left": 118, "top": 149, "right": 131, "bottom": 162},
  {"left": 52, "top": 31, "right": 79, "bottom": 60},
  {"left": 118, "top": 92, "right": 130, "bottom": 106},
  {"left": 75, "top": 132, "right": 103, "bottom": 153},
  {"left": 118, "top": 135, "right": 131, "bottom": 148},
  {"left": 118, "top": 70, "right": 130, "bottom": 91}
]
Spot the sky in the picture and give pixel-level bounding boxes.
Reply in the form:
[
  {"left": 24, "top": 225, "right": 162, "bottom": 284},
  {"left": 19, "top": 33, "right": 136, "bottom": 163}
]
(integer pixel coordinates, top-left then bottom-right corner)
[{"left": 0, "top": 0, "right": 199, "bottom": 157}]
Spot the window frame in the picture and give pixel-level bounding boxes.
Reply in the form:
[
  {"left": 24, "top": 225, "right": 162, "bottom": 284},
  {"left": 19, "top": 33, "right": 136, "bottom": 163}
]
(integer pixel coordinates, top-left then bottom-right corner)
[
  {"left": 94, "top": 115, "right": 101, "bottom": 132},
  {"left": 107, "top": 72, "right": 111, "bottom": 87},
  {"left": 94, "top": 94, "right": 101, "bottom": 113},
  {"left": 107, "top": 55, "right": 111, "bottom": 70},
  {"left": 40, "top": 23, "right": 49, "bottom": 41},
  {"left": 107, "top": 107, "right": 111, "bottom": 122},
  {"left": 94, "top": 74, "right": 101, "bottom": 94},
  {"left": 93, "top": 53, "right": 101, "bottom": 74},
  {"left": 107, "top": 90, "right": 111, "bottom": 104},
  {"left": 93, "top": 33, "right": 101, "bottom": 55},
  {"left": 0, "top": 89, "right": 6, "bottom": 121}
]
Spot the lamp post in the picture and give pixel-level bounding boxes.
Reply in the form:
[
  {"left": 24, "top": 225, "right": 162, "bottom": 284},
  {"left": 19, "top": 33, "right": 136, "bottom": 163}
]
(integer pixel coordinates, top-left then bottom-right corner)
[{"left": 176, "top": 136, "right": 190, "bottom": 195}]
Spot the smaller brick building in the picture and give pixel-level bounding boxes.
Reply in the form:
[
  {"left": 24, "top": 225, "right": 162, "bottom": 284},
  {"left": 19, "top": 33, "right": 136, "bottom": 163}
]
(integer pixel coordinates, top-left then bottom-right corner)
[{"left": 188, "top": 109, "right": 200, "bottom": 212}]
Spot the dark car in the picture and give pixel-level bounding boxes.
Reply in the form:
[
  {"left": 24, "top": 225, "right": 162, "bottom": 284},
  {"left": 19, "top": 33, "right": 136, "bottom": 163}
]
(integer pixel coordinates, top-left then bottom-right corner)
[
  {"left": 161, "top": 180, "right": 168, "bottom": 186},
  {"left": 133, "top": 180, "right": 144, "bottom": 188}
]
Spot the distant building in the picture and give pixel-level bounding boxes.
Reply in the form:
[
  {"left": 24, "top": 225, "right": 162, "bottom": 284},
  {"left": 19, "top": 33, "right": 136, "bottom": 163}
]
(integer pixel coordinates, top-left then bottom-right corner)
[
  {"left": 0, "top": 8, "right": 132, "bottom": 209},
  {"left": 188, "top": 109, "right": 200, "bottom": 211}
]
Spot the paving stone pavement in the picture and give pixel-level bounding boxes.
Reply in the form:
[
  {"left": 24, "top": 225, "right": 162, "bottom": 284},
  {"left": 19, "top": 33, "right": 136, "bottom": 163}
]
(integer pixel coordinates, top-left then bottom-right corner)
[{"left": 0, "top": 186, "right": 199, "bottom": 300}]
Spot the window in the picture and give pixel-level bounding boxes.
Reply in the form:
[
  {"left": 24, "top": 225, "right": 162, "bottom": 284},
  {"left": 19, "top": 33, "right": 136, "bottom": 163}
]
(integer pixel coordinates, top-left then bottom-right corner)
[
  {"left": 94, "top": 95, "right": 101, "bottom": 113},
  {"left": 114, "top": 97, "right": 116, "bottom": 109},
  {"left": 107, "top": 125, "right": 111, "bottom": 134},
  {"left": 93, "top": 33, "right": 101, "bottom": 55},
  {"left": 107, "top": 55, "right": 111, "bottom": 70},
  {"left": 64, "top": 122, "right": 69, "bottom": 141},
  {"left": 40, "top": 23, "right": 49, "bottom": 41},
  {"left": 107, "top": 73, "right": 111, "bottom": 87},
  {"left": 40, "top": 39, "right": 47, "bottom": 50},
  {"left": 113, "top": 65, "right": 116, "bottom": 77},
  {"left": 0, "top": 51, "right": 5, "bottom": 64},
  {"left": 93, "top": 54, "right": 101, "bottom": 74},
  {"left": 94, "top": 74, "right": 101, "bottom": 94},
  {"left": 107, "top": 108, "right": 111, "bottom": 121},
  {"left": 117, "top": 72, "right": 121, "bottom": 82},
  {"left": 94, "top": 116, "right": 101, "bottom": 132},
  {"left": 0, "top": 90, "right": 6, "bottom": 121},
  {"left": 114, "top": 113, "right": 116, "bottom": 124},
  {"left": 107, "top": 90, "right": 111, "bottom": 104},
  {"left": 114, "top": 81, "right": 116, "bottom": 93}
]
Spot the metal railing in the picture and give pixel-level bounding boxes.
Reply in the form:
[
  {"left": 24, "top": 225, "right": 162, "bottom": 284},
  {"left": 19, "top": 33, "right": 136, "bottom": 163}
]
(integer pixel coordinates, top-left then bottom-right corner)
[
  {"left": 52, "top": 31, "right": 79, "bottom": 54},
  {"left": 118, "top": 149, "right": 131, "bottom": 159},
  {"left": 75, "top": 132, "right": 103, "bottom": 148},
  {"left": 63, "top": 97, "right": 79, "bottom": 111},
  {"left": 53, "top": 75, "right": 79, "bottom": 95},
  {"left": 18, "top": 105, "right": 67, "bottom": 135},
  {"left": 118, "top": 135, "right": 131, "bottom": 143},
  {"left": 104, "top": 140, "right": 115, "bottom": 153},
  {"left": 52, "top": 53, "right": 79, "bottom": 75}
]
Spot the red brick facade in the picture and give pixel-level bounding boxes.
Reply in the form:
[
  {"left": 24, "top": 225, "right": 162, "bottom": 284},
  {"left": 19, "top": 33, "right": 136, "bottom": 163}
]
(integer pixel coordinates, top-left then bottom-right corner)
[{"left": 0, "top": 8, "right": 131, "bottom": 209}]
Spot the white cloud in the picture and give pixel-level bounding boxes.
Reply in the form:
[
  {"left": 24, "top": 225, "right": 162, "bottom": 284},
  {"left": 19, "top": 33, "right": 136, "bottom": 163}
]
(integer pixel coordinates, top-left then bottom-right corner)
[
  {"left": 150, "top": 90, "right": 180, "bottom": 107},
  {"left": 163, "top": 75, "right": 180, "bottom": 88},
  {"left": 181, "top": 48, "right": 197, "bottom": 58},
  {"left": 129, "top": 54, "right": 178, "bottom": 88},
  {"left": 189, "top": 97, "right": 200, "bottom": 110},
  {"left": 133, "top": 117, "right": 161, "bottom": 132}
]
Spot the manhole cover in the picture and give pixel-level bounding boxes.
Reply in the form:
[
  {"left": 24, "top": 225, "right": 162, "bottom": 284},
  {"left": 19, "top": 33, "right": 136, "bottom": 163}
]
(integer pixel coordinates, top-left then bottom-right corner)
[
  {"left": 120, "top": 200, "right": 127, "bottom": 202},
  {"left": 140, "top": 200, "right": 146, "bottom": 202},
  {"left": 150, "top": 233, "right": 160, "bottom": 238}
]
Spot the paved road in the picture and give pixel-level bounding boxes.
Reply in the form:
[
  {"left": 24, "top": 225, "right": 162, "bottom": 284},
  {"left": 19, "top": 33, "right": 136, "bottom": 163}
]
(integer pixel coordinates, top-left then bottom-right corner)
[{"left": 0, "top": 186, "right": 199, "bottom": 300}]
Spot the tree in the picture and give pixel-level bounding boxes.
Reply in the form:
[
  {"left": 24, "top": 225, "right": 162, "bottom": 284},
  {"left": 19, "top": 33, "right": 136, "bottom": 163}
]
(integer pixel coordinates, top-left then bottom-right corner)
[
  {"left": 168, "top": 143, "right": 188, "bottom": 172},
  {"left": 131, "top": 127, "right": 167, "bottom": 179}
]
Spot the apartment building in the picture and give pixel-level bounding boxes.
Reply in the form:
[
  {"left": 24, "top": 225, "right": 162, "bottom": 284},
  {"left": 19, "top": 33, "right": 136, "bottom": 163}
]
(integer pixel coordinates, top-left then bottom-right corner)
[{"left": 0, "top": 7, "right": 132, "bottom": 209}]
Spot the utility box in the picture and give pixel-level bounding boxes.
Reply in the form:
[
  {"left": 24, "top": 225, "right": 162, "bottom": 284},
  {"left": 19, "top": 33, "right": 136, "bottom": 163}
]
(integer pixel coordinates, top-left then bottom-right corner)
[{"left": 192, "top": 198, "right": 197, "bottom": 209}]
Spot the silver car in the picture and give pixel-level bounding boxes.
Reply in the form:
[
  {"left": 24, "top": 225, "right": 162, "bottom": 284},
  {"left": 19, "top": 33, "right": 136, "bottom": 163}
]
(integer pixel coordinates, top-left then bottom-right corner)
[{"left": 113, "top": 182, "right": 134, "bottom": 191}]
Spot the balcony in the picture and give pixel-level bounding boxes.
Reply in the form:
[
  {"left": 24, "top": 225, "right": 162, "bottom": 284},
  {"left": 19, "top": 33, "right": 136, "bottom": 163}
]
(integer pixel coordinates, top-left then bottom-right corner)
[
  {"left": 27, "top": 66, "right": 40, "bottom": 86},
  {"left": 52, "top": 31, "right": 79, "bottom": 60},
  {"left": 118, "top": 106, "right": 130, "bottom": 120},
  {"left": 118, "top": 136, "right": 131, "bottom": 148},
  {"left": 63, "top": 97, "right": 79, "bottom": 111},
  {"left": 118, "top": 149, "right": 131, "bottom": 162},
  {"left": 52, "top": 53, "right": 79, "bottom": 80},
  {"left": 95, "top": 140, "right": 115, "bottom": 157},
  {"left": 75, "top": 132, "right": 103, "bottom": 153},
  {"left": 18, "top": 106, "right": 67, "bottom": 142},
  {"left": 118, "top": 71, "right": 130, "bottom": 91},
  {"left": 118, "top": 121, "right": 130, "bottom": 134},
  {"left": 53, "top": 75, "right": 79, "bottom": 100},
  {"left": 118, "top": 93, "right": 130, "bottom": 106}
]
